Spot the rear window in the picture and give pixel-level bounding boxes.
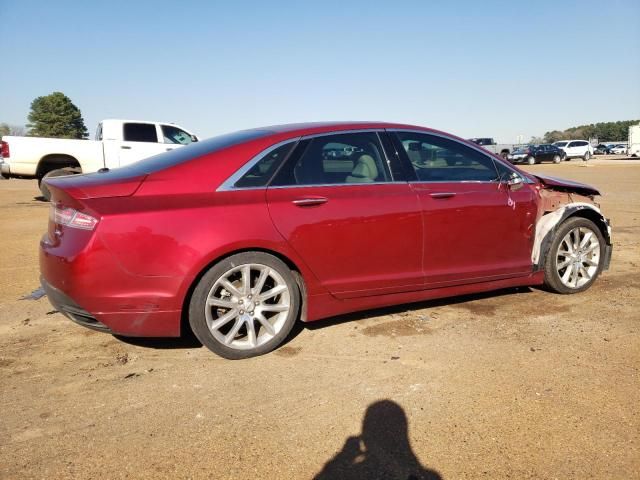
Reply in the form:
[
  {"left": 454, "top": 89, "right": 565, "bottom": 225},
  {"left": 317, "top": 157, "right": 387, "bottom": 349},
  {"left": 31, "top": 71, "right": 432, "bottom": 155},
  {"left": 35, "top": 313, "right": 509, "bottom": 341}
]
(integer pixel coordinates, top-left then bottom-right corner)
[
  {"left": 123, "top": 123, "right": 158, "bottom": 143},
  {"left": 109, "top": 129, "right": 273, "bottom": 176}
]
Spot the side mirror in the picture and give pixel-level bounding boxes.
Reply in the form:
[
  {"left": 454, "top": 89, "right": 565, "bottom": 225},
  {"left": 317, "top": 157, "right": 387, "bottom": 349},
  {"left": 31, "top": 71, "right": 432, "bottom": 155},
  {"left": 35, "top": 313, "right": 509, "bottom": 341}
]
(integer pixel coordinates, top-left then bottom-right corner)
[
  {"left": 500, "top": 172, "right": 524, "bottom": 191},
  {"left": 190, "top": 135, "right": 199, "bottom": 143}
]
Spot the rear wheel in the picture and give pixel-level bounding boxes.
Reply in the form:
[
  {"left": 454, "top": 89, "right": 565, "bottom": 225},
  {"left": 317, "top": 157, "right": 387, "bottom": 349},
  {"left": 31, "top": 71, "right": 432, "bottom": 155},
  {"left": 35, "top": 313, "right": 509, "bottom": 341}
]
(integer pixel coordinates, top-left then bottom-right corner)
[
  {"left": 553, "top": 154, "right": 561, "bottom": 164},
  {"left": 544, "top": 217, "right": 605, "bottom": 294},
  {"left": 188, "top": 252, "right": 300, "bottom": 359}
]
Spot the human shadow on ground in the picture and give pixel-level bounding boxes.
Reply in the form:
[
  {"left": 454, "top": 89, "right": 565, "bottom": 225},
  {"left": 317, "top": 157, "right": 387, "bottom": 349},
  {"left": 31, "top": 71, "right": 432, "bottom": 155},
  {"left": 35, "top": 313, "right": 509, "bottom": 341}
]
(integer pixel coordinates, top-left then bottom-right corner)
[{"left": 314, "top": 400, "right": 442, "bottom": 480}]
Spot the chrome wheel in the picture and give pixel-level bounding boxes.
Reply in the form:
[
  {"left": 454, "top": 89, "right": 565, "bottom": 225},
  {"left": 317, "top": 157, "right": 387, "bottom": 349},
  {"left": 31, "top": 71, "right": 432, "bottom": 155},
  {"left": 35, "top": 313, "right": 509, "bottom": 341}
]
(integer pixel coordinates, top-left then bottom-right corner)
[
  {"left": 553, "top": 155, "right": 561, "bottom": 164},
  {"left": 527, "top": 156, "right": 536, "bottom": 165},
  {"left": 556, "top": 226, "right": 601, "bottom": 289},
  {"left": 204, "top": 263, "right": 291, "bottom": 350}
]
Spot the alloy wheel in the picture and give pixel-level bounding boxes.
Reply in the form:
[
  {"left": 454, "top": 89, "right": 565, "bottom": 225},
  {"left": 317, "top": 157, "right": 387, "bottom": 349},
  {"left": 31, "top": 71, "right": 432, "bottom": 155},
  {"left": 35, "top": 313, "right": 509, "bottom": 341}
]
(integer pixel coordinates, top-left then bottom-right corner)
[
  {"left": 204, "top": 263, "right": 291, "bottom": 350},
  {"left": 556, "top": 226, "right": 601, "bottom": 289}
]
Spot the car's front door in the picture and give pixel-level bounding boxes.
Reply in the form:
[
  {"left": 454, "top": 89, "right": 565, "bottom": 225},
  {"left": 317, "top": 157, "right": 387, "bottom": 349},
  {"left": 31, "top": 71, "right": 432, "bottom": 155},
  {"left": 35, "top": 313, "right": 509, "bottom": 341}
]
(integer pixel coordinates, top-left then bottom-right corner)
[
  {"left": 266, "top": 131, "right": 424, "bottom": 299},
  {"left": 390, "top": 131, "right": 538, "bottom": 287}
]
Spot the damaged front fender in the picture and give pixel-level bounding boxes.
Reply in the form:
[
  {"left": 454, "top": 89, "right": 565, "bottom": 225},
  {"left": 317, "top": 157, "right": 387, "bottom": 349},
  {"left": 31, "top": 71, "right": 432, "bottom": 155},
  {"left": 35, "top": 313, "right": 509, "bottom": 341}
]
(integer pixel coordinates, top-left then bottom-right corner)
[{"left": 532, "top": 188, "right": 612, "bottom": 270}]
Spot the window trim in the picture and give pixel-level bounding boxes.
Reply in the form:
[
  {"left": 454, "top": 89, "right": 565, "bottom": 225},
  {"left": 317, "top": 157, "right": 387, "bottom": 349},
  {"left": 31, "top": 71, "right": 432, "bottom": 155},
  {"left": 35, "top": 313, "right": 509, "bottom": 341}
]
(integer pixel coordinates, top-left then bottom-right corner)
[{"left": 387, "top": 128, "right": 533, "bottom": 184}]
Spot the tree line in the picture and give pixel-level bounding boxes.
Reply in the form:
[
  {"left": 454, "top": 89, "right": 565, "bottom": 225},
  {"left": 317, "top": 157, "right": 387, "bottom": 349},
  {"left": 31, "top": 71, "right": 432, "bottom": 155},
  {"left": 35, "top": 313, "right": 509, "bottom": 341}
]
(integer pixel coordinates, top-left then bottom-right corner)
[{"left": 543, "top": 120, "right": 639, "bottom": 143}]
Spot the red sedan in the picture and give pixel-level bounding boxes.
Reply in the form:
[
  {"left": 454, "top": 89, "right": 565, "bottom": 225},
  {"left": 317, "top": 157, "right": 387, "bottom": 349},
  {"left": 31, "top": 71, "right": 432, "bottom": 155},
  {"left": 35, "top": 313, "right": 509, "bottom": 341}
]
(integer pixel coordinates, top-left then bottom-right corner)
[{"left": 40, "top": 122, "right": 612, "bottom": 359}]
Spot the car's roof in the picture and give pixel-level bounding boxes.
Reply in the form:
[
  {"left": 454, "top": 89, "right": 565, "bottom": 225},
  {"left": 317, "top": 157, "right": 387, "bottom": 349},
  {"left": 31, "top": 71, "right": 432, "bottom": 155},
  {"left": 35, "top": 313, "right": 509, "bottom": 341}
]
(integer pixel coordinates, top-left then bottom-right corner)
[{"left": 253, "top": 121, "right": 439, "bottom": 138}]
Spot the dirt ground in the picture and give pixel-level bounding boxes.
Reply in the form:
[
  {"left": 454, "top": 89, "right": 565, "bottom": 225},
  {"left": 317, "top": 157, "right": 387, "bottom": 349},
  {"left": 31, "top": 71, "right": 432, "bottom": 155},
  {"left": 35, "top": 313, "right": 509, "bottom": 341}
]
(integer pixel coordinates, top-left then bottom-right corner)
[{"left": 1, "top": 159, "right": 638, "bottom": 479}]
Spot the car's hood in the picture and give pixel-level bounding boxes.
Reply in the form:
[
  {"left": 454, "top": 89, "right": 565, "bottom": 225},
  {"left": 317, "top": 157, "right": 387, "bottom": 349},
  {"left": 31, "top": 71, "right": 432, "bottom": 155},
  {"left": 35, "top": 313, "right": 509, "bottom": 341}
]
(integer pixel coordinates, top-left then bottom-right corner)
[{"left": 534, "top": 174, "right": 600, "bottom": 196}]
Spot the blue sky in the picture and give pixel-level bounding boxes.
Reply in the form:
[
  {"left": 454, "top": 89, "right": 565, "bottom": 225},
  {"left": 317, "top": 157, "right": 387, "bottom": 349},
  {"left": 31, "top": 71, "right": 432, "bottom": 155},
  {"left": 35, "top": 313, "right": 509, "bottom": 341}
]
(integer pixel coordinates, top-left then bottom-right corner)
[{"left": 2, "top": 0, "right": 639, "bottom": 142}]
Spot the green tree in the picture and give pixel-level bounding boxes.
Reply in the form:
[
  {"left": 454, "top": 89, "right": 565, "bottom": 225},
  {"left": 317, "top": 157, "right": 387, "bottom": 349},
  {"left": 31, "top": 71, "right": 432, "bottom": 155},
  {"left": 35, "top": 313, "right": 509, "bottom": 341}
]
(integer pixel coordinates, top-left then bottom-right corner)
[
  {"left": 0, "top": 123, "right": 9, "bottom": 137},
  {"left": 26, "top": 92, "right": 88, "bottom": 139}
]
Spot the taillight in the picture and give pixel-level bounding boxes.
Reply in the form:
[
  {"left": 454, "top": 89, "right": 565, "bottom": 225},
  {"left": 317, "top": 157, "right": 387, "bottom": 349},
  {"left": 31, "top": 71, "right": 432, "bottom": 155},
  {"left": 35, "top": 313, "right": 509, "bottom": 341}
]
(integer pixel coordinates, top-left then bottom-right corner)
[
  {"left": 0, "top": 141, "right": 9, "bottom": 158},
  {"left": 50, "top": 205, "right": 98, "bottom": 230}
]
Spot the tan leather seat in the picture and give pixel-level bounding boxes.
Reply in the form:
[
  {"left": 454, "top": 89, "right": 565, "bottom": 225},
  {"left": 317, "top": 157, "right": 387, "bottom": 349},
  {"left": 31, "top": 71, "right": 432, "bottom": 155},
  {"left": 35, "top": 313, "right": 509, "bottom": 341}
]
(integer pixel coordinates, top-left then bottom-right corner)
[{"left": 346, "top": 154, "right": 378, "bottom": 183}]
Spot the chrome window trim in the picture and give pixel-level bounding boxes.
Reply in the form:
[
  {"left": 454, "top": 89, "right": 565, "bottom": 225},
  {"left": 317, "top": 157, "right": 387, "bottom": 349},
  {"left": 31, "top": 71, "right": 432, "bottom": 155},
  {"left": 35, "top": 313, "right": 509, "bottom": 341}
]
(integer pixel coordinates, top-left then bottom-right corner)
[
  {"left": 387, "top": 128, "right": 531, "bottom": 184},
  {"left": 216, "top": 138, "right": 300, "bottom": 192},
  {"left": 267, "top": 181, "right": 408, "bottom": 190}
]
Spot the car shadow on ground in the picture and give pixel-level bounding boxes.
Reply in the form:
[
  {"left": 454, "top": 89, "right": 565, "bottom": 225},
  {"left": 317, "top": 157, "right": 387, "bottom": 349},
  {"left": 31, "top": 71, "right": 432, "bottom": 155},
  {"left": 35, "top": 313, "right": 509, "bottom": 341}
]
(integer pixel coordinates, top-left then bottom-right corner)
[
  {"left": 288, "top": 286, "right": 534, "bottom": 343},
  {"left": 113, "top": 286, "right": 533, "bottom": 351},
  {"left": 114, "top": 330, "right": 203, "bottom": 349},
  {"left": 314, "top": 399, "right": 442, "bottom": 480}
]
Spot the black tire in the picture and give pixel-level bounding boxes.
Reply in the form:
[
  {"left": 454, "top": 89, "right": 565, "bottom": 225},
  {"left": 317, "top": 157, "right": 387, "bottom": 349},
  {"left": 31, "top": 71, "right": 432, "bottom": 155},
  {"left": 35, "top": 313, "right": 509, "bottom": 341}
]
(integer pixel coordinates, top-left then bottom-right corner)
[
  {"left": 500, "top": 151, "right": 509, "bottom": 160},
  {"left": 583, "top": 151, "right": 591, "bottom": 161},
  {"left": 543, "top": 217, "right": 606, "bottom": 294},
  {"left": 188, "top": 252, "right": 300, "bottom": 359},
  {"left": 39, "top": 168, "right": 75, "bottom": 201},
  {"left": 553, "top": 154, "right": 561, "bottom": 164}
]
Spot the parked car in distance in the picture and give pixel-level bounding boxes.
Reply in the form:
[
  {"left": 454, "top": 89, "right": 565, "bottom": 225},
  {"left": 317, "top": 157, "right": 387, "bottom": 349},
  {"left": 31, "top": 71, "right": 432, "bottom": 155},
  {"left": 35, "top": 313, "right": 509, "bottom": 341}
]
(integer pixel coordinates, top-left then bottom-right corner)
[
  {"left": 594, "top": 144, "right": 612, "bottom": 155},
  {"left": 40, "top": 122, "right": 613, "bottom": 359},
  {"left": 552, "top": 140, "right": 593, "bottom": 161},
  {"left": 0, "top": 119, "right": 198, "bottom": 199},
  {"left": 468, "top": 137, "right": 515, "bottom": 159},
  {"left": 507, "top": 144, "right": 565, "bottom": 165},
  {"left": 610, "top": 145, "right": 628, "bottom": 155}
]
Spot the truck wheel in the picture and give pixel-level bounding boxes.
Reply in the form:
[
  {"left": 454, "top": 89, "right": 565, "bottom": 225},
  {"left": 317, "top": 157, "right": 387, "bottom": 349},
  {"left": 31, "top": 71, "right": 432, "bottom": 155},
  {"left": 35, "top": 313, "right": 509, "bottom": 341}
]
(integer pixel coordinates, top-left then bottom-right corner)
[
  {"left": 39, "top": 168, "right": 76, "bottom": 201},
  {"left": 527, "top": 156, "right": 536, "bottom": 165},
  {"left": 501, "top": 151, "right": 509, "bottom": 160}
]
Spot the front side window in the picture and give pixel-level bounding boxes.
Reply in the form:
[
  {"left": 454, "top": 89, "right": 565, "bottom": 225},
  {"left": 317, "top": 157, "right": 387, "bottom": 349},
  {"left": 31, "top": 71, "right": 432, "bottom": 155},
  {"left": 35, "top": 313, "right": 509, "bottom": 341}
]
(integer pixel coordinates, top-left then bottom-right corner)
[
  {"left": 162, "top": 125, "right": 195, "bottom": 145},
  {"left": 234, "top": 142, "right": 295, "bottom": 188},
  {"left": 123, "top": 123, "right": 158, "bottom": 143},
  {"left": 272, "top": 132, "right": 390, "bottom": 186},
  {"left": 394, "top": 132, "right": 499, "bottom": 182}
]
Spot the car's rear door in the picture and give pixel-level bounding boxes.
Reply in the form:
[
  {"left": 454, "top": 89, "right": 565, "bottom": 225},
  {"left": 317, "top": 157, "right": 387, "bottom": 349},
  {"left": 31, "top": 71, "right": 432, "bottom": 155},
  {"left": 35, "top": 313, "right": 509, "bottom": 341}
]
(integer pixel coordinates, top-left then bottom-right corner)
[
  {"left": 266, "top": 131, "right": 424, "bottom": 299},
  {"left": 118, "top": 122, "right": 168, "bottom": 166},
  {"left": 390, "top": 130, "right": 538, "bottom": 287}
]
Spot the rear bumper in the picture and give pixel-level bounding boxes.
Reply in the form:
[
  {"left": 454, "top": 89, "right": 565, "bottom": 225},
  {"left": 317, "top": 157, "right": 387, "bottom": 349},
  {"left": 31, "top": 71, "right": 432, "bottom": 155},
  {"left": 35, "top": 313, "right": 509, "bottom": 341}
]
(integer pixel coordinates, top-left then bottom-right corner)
[
  {"left": 0, "top": 160, "right": 10, "bottom": 178},
  {"left": 40, "top": 233, "right": 182, "bottom": 337},
  {"left": 41, "top": 278, "right": 111, "bottom": 333}
]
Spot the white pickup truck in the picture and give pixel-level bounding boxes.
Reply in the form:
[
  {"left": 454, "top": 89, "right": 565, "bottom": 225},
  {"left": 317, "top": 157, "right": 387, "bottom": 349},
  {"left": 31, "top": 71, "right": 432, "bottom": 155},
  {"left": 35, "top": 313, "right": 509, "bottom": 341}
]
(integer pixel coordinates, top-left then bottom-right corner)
[{"left": 0, "top": 119, "right": 198, "bottom": 199}]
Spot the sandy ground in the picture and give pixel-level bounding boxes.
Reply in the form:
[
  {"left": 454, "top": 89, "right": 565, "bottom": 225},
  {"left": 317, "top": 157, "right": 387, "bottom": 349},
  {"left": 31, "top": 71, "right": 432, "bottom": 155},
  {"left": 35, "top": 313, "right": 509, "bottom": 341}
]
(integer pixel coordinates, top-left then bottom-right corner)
[{"left": 0, "top": 159, "right": 638, "bottom": 479}]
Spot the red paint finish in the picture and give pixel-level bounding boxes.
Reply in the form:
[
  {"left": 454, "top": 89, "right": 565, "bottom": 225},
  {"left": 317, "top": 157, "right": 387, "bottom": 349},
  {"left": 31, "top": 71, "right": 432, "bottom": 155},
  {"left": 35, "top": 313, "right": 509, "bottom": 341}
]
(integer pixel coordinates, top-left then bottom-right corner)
[{"left": 38, "top": 121, "right": 601, "bottom": 337}]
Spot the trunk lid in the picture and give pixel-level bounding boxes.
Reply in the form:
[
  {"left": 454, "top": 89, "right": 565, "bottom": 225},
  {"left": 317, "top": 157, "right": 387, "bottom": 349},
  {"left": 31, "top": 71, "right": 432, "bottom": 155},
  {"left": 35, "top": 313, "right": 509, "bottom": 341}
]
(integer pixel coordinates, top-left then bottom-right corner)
[{"left": 44, "top": 170, "right": 147, "bottom": 201}]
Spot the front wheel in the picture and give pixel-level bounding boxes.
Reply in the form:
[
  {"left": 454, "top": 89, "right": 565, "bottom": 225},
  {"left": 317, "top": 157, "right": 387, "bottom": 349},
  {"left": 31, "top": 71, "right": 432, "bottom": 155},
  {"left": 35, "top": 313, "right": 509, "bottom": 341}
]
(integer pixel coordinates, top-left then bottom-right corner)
[
  {"left": 544, "top": 217, "right": 605, "bottom": 294},
  {"left": 527, "top": 156, "right": 536, "bottom": 165},
  {"left": 188, "top": 252, "right": 300, "bottom": 359},
  {"left": 583, "top": 151, "right": 591, "bottom": 161}
]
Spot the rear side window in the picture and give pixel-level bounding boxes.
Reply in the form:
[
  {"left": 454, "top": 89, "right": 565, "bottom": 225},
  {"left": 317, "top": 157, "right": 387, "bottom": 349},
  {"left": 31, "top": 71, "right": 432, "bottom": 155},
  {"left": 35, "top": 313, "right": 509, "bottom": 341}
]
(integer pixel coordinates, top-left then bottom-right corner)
[
  {"left": 272, "top": 132, "right": 390, "bottom": 186},
  {"left": 123, "top": 123, "right": 158, "bottom": 143},
  {"left": 234, "top": 142, "right": 295, "bottom": 188},
  {"left": 394, "top": 132, "right": 499, "bottom": 182}
]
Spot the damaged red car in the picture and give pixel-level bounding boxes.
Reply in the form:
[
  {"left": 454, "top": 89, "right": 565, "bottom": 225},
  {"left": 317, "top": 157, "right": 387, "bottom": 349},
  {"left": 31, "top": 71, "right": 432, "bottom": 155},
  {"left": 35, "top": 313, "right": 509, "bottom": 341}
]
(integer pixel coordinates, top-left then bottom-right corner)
[{"left": 40, "top": 122, "right": 612, "bottom": 359}]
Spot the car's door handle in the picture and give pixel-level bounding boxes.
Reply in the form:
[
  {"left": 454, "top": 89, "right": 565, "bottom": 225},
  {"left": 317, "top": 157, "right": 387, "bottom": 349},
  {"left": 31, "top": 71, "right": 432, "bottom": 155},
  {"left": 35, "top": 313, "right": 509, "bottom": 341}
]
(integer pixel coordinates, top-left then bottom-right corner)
[
  {"left": 166, "top": 148, "right": 174, "bottom": 151},
  {"left": 121, "top": 146, "right": 132, "bottom": 150},
  {"left": 429, "top": 192, "right": 456, "bottom": 199},
  {"left": 292, "top": 196, "right": 328, "bottom": 207}
]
